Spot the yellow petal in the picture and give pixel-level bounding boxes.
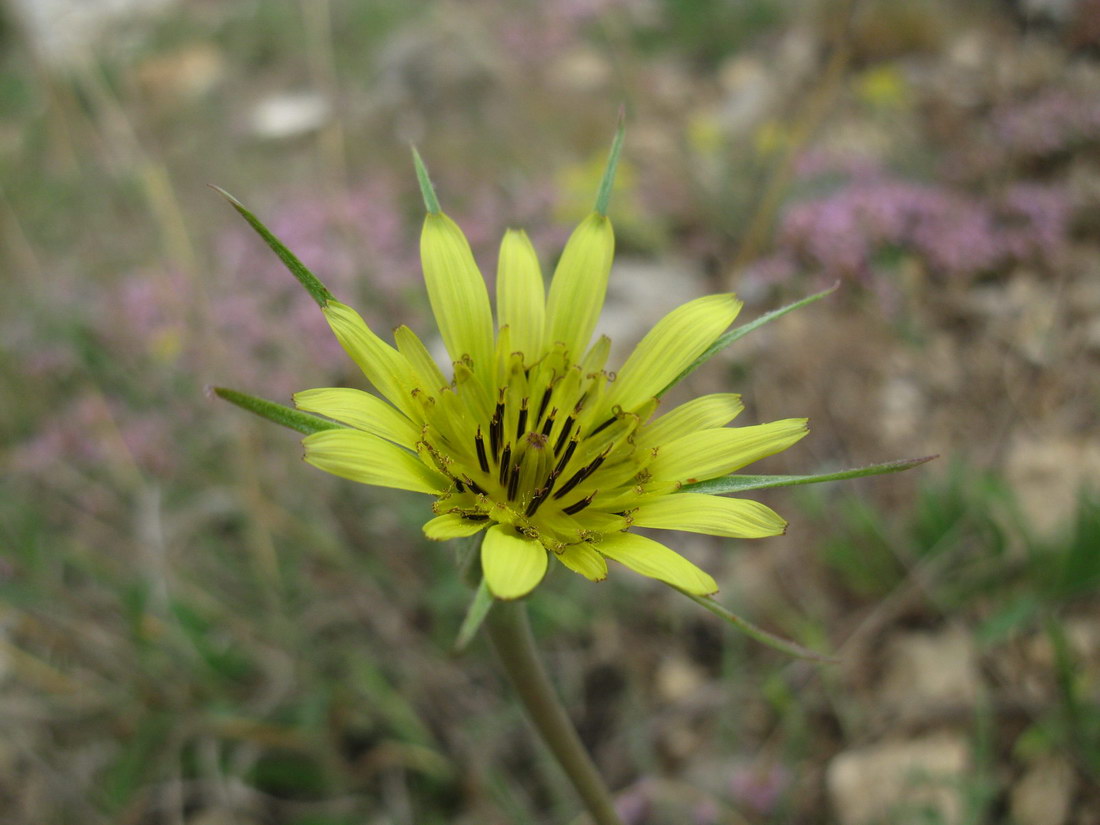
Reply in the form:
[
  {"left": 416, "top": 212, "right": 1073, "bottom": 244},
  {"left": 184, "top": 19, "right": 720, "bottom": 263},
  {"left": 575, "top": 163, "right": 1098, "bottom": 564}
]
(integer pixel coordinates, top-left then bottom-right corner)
[
  {"left": 634, "top": 393, "right": 744, "bottom": 451},
  {"left": 555, "top": 542, "right": 608, "bottom": 581},
  {"left": 648, "top": 419, "right": 809, "bottom": 484},
  {"left": 633, "top": 391, "right": 743, "bottom": 453},
  {"left": 423, "top": 513, "right": 489, "bottom": 541},
  {"left": 481, "top": 524, "right": 548, "bottom": 600},
  {"left": 631, "top": 493, "right": 787, "bottom": 538},
  {"left": 293, "top": 388, "right": 421, "bottom": 448},
  {"left": 595, "top": 531, "right": 717, "bottom": 595},
  {"left": 303, "top": 429, "right": 448, "bottom": 494},
  {"left": 545, "top": 212, "right": 614, "bottom": 360},
  {"left": 394, "top": 325, "right": 448, "bottom": 393},
  {"left": 496, "top": 229, "right": 546, "bottom": 358},
  {"left": 609, "top": 294, "right": 742, "bottom": 412},
  {"left": 420, "top": 212, "right": 495, "bottom": 382},
  {"left": 322, "top": 301, "right": 422, "bottom": 421}
]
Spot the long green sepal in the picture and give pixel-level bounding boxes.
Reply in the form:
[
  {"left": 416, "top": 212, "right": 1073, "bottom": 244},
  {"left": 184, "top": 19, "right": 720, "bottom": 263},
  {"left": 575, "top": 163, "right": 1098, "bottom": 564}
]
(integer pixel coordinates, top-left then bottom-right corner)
[
  {"left": 680, "top": 590, "right": 839, "bottom": 663},
  {"left": 680, "top": 455, "right": 937, "bottom": 496},
  {"left": 594, "top": 110, "right": 626, "bottom": 217},
  {"left": 659, "top": 282, "right": 839, "bottom": 397},
  {"left": 453, "top": 577, "right": 495, "bottom": 655},
  {"left": 213, "top": 387, "right": 346, "bottom": 435},
  {"left": 210, "top": 186, "right": 335, "bottom": 308},
  {"left": 411, "top": 147, "right": 441, "bottom": 214}
]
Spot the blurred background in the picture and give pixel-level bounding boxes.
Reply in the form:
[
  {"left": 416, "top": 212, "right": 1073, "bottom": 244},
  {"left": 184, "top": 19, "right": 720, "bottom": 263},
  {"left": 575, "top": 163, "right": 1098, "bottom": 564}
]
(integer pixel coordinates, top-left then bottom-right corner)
[{"left": 1, "top": 0, "right": 1099, "bottom": 823}]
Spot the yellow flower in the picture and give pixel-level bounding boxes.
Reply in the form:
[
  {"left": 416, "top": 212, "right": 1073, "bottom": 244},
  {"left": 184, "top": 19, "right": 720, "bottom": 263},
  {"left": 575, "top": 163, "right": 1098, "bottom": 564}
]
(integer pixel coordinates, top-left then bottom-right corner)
[{"left": 280, "top": 148, "right": 806, "bottom": 602}]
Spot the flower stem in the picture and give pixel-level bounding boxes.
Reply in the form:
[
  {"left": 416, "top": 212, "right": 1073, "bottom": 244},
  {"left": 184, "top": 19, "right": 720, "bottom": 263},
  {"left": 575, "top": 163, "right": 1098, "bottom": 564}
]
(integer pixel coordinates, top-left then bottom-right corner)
[{"left": 484, "top": 599, "right": 624, "bottom": 825}]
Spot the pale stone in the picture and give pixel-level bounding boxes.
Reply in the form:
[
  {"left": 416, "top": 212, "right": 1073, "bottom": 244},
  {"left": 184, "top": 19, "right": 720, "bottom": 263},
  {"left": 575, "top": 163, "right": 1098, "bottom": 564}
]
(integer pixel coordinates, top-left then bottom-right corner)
[
  {"left": 1005, "top": 435, "right": 1100, "bottom": 538},
  {"left": 881, "top": 626, "right": 982, "bottom": 717},
  {"left": 1010, "top": 756, "right": 1075, "bottom": 825},
  {"left": 655, "top": 654, "right": 707, "bottom": 702},
  {"left": 827, "top": 733, "right": 969, "bottom": 825},
  {"left": 547, "top": 47, "right": 612, "bottom": 93},
  {"left": 7, "top": 0, "right": 178, "bottom": 66},
  {"left": 249, "top": 93, "right": 332, "bottom": 140}
]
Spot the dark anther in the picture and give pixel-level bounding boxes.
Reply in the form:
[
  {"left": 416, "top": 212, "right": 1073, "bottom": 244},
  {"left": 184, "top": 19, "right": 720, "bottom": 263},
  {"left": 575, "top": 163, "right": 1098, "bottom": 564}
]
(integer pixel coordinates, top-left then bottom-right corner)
[
  {"left": 525, "top": 487, "right": 549, "bottom": 517},
  {"left": 541, "top": 409, "right": 557, "bottom": 437},
  {"left": 490, "top": 404, "right": 503, "bottom": 461},
  {"left": 554, "top": 415, "right": 575, "bottom": 454},
  {"left": 590, "top": 415, "right": 616, "bottom": 436},
  {"left": 462, "top": 513, "right": 489, "bottom": 521},
  {"left": 553, "top": 438, "right": 577, "bottom": 477},
  {"left": 516, "top": 398, "right": 529, "bottom": 441},
  {"left": 455, "top": 479, "right": 466, "bottom": 493},
  {"left": 553, "top": 450, "right": 608, "bottom": 500},
  {"left": 474, "top": 428, "right": 490, "bottom": 473},
  {"left": 507, "top": 464, "right": 521, "bottom": 501},
  {"left": 498, "top": 444, "right": 512, "bottom": 485},
  {"left": 536, "top": 386, "right": 553, "bottom": 423},
  {"left": 463, "top": 476, "right": 488, "bottom": 497},
  {"left": 562, "top": 492, "right": 596, "bottom": 516}
]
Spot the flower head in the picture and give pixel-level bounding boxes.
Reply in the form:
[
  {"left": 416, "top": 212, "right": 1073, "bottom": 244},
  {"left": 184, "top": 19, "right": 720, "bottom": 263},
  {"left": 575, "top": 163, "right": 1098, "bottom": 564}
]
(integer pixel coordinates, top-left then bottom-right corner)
[{"left": 230, "top": 141, "right": 807, "bottom": 601}]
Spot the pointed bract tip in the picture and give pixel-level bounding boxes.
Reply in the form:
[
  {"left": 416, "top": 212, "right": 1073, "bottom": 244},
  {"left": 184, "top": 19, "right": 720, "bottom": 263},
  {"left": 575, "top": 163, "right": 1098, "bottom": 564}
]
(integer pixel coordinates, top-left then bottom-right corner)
[
  {"left": 208, "top": 183, "right": 238, "bottom": 204},
  {"left": 411, "top": 146, "right": 442, "bottom": 214},
  {"left": 209, "top": 185, "right": 335, "bottom": 309},
  {"left": 594, "top": 116, "right": 626, "bottom": 217}
]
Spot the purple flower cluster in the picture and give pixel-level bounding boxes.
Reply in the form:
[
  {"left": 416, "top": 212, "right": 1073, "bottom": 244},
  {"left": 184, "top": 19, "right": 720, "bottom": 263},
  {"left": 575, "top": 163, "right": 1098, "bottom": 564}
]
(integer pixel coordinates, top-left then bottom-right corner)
[
  {"left": 12, "top": 176, "right": 424, "bottom": 481},
  {"left": 751, "top": 167, "right": 1071, "bottom": 286},
  {"left": 992, "top": 89, "right": 1100, "bottom": 158}
]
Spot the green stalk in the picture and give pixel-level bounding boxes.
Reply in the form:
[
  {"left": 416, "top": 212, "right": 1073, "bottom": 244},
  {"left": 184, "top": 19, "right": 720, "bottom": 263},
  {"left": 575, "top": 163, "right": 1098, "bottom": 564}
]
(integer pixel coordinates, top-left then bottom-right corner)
[{"left": 484, "top": 600, "right": 624, "bottom": 825}]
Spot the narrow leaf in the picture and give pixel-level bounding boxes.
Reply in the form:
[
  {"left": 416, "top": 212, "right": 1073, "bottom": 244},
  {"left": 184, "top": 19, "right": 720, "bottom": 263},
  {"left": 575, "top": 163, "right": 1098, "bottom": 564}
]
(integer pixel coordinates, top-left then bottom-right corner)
[
  {"left": 679, "top": 455, "right": 937, "bottom": 496},
  {"left": 210, "top": 186, "right": 334, "bottom": 308},
  {"left": 680, "top": 590, "right": 839, "bottom": 663},
  {"left": 213, "top": 387, "right": 346, "bottom": 435},
  {"left": 659, "top": 282, "right": 839, "bottom": 396},
  {"left": 453, "top": 577, "right": 495, "bottom": 654},
  {"left": 411, "top": 146, "right": 441, "bottom": 214},
  {"left": 594, "top": 110, "right": 626, "bottom": 216}
]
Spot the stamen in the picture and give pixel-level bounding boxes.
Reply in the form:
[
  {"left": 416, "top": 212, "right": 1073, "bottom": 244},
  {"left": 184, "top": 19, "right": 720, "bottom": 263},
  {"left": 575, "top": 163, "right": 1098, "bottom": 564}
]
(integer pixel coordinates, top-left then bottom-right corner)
[
  {"left": 590, "top": 415, "right": 616, "bottom": 436},
  {"left": 455, "top": 479, "right": 466, "bottom": 493},
  {"left": 536, "top": 386, "right": 553, "bottom": 423},
  {"left": 463, "top": 513, "right": 489, "bottom": 521},
  {"left": 462, "top": 476, "right": 488, "bottom": 497},
  {"left": 554, "top": 415, "right": 575, "bottom": 454},
  {"left": 525, "top": 487, "right": 549, "bottom": 517},
  {"left": 507, "top": 464, "right": 521, "bottom": 501},
  {"left": 562, "top": 491, "right": 596, "bottom": 516},
  {"left": 474, "top": 428, "right": 489, "bottom": 473},
  {"left": 552, "top": 438, "right": 578, "bottom": 477},
  {"left": 498, "top": 444, "right": 512, "bottom": 485},
  {"left": 541, "top": 409, "right": 557, "bottom": 437},
  {"left": 490, "top": 402, "right": 504, "bottom": 461},
  {"left": 516, "top": 398, "right": 529, "bottom": 441},
  {"left": 553, "top": 449, "right": 609, "bottom": 500}
]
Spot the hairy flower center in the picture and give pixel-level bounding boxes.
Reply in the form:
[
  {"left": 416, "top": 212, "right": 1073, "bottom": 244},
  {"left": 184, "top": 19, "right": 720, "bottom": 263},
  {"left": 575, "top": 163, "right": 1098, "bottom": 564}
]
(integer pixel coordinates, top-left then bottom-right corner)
[{"left": 422, "top": 345, "right": 649, "bottom": 550}]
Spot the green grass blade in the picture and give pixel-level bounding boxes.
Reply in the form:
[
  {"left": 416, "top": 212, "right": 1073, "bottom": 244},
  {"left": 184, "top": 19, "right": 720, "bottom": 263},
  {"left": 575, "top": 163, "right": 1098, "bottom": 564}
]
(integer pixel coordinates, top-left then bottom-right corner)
[
  {"left": 453, "top": 577, "right": 495, "bottom": 655},
  {"left": 680, "top": 590, "right": 839, "bottom": 663},
  {"left": 210, "top": 186, "right": 334, "bottom": 308},
  {"left": 680, "top": 455, "right": 937, "bottom": 496},
  {"left": 659, "top": 282, "right": 839, "bottom": 397},
  {"left": 411, "top": 146, "right": 441, "bottom": 214},
  {"left": 594, "top": 109, "right": 626, "bottom": 216},
  {"left": 213, "top": 387, "right": 346, "bottom": 435}
]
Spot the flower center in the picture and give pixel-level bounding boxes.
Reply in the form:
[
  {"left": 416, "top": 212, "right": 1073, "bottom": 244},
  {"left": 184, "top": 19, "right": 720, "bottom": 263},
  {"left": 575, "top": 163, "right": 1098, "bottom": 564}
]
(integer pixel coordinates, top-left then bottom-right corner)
[{"left": 423, "top": 344, "right": 651, "bottom": 548}]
